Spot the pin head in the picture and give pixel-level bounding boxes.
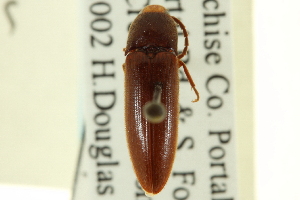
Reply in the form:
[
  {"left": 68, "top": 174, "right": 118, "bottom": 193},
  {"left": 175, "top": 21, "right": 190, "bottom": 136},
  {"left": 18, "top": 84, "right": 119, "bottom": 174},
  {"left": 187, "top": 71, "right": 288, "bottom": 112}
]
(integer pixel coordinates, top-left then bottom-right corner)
[{"left": 143, "top": 101, "right": 166, "bottom": 124}]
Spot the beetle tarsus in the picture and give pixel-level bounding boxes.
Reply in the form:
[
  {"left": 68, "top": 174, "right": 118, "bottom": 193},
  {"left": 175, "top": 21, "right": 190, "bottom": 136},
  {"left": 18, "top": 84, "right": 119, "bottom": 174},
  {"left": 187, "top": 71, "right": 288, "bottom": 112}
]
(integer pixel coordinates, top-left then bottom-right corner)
[
  {"left": 179, "top": 60, "right": 200, "bottom": 102},
  {"left": 191, "top": 86, "right": 200, "bottom": 102}
]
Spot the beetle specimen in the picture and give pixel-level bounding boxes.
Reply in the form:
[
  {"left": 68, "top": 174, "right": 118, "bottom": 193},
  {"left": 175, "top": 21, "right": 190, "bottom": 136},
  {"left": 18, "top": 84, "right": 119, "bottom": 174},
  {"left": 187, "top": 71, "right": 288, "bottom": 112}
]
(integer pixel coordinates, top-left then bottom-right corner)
[{"left": 123, "top": 5, "right": 199, "bottom": 196}]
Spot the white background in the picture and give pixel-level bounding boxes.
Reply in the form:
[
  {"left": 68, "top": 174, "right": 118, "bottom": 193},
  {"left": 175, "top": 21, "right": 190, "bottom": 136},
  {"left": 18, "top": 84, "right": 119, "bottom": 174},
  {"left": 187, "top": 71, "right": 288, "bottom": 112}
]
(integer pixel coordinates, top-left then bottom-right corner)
[{"left": 255, "top": 0, "right": 300, "bottom": 199}]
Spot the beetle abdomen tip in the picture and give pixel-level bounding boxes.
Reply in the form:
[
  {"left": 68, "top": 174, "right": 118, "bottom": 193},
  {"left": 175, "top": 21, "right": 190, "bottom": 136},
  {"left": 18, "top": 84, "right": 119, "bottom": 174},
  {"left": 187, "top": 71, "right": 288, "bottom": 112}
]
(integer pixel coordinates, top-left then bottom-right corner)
[{"left": 145, "top": 191, "right": 155, "bottom": 197}]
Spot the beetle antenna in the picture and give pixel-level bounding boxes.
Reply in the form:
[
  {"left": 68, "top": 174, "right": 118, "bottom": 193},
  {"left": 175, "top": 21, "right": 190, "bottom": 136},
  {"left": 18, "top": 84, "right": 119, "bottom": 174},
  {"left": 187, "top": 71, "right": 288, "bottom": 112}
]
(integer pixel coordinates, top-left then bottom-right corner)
[
  {"left": 172, "top": 16, "right": 189, "bottom": 59},
  {"left": 143, "top": 85, "right": 167, "bottom": 123}
]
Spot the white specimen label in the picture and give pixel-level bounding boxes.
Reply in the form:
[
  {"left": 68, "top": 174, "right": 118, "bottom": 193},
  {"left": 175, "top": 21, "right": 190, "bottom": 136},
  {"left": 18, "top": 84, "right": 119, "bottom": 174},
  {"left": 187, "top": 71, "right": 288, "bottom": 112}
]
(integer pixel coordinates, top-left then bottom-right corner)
[{"left": 72, "top": 0, "right": 237, "bottom": 199}]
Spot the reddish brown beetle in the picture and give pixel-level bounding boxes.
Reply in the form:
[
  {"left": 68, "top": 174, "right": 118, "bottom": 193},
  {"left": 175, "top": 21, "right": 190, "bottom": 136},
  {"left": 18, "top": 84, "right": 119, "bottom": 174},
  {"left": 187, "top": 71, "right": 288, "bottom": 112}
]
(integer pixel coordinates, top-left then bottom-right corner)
[{"left": 123, "top": 5, "right": 199, "bottom": 196}]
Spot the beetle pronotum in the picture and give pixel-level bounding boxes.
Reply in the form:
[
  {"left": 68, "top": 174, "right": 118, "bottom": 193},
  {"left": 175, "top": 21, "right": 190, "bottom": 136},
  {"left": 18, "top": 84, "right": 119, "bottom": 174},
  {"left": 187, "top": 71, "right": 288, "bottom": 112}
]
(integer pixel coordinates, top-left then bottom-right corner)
[{"left": 123, "top": 5, "right": 199, "bottom": 196}]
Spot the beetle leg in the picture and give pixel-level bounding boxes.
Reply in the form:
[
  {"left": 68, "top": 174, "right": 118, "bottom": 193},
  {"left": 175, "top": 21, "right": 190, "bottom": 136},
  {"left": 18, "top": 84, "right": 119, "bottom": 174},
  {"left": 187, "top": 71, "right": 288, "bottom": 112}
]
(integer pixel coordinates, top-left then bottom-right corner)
[
  {"left": 172, "top": 16, "right": 189, "bottom": 60},
  {"left": 178, "top": 60, "right": 200, "bottom": 102}
]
